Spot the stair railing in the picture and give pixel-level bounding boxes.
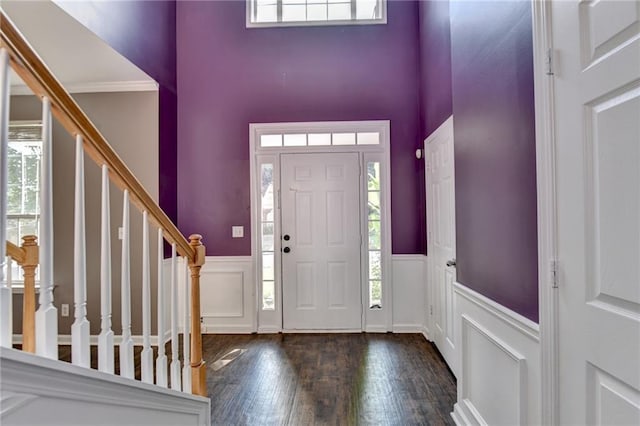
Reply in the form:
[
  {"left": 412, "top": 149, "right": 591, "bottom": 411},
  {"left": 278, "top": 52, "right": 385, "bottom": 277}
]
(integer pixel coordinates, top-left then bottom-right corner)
[{"left": 0, "top": 12, "right": 207, "bottom": 396}]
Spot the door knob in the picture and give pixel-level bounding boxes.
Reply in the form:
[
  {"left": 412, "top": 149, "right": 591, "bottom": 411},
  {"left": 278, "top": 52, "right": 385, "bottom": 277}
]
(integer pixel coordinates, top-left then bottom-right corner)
[
  {"left": 283, "top": 234, "right": 290, "bottom": 241},
  {"left": 446, "top": 259, "right": 456, "bottom": 267},
  {"left": 283, "top": 247, "right": 291, "bottom": 253}
]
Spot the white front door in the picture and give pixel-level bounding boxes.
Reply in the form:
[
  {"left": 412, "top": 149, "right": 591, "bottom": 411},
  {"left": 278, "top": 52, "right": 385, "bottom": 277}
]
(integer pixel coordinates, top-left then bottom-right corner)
[
  {"left": 280, "top": 153, "right": 362, "bottom": 330},
  {"left": 553, "top": 1, "right": 640, "bottom": 424},
  {"left": 425, "top": 117, "right": 457, "bottom": 375}
]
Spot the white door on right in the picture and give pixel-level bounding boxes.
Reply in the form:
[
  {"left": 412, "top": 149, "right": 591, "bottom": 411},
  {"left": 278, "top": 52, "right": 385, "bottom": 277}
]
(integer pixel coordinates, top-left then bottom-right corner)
[
  {"left": 425, "top": 116, "right": 457, "bottom": 376},
  {"left": 553, "top": 1, "right": 640, "bottom": 424}
]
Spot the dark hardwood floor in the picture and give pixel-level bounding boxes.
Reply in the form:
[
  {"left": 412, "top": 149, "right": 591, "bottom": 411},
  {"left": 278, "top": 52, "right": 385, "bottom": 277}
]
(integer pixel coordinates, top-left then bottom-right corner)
[
  {"left": 47, "top": 333, "right": 456, "bottom": 425},
  {"left": 203, "top": 333, "right": 456, "bottom": 426}
]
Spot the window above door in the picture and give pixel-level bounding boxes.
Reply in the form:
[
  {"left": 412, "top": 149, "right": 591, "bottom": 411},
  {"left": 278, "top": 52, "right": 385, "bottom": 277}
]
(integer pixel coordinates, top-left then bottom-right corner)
[{"left": 246, "top": 0, "right": 387, "bottom": 28}]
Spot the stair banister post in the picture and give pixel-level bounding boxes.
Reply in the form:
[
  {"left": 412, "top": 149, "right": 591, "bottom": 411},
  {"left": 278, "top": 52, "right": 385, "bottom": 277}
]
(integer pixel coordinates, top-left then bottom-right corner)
[
  {"left": 0, "top": 47, "right": 11, "bottom": 348},
  {"left": 20, "top": 235, "right": 38, "bottom": 353},
  {"left": 188, "top": 234, "right": 206, "bottom": 396},
  {"left": 72, "top": 135, "right": 90, "bottom": 367},
  {"left": 35, "top": 96, "right": 57, "bottom": 359},
  {"left": 98, "top": 164, "right": 114, "bottom": 374}
]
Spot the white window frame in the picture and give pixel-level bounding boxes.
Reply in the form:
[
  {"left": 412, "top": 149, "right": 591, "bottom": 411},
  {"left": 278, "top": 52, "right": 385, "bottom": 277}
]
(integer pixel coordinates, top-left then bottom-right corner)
[
  {"left": 250, "top": 120, "right": 392, "bottom": 332},
  {"left": 4, "top": 121, "right": 43, "bottom": 292},
  {"left": 246, "top": 0, "right": 387, "bottom": 28}
]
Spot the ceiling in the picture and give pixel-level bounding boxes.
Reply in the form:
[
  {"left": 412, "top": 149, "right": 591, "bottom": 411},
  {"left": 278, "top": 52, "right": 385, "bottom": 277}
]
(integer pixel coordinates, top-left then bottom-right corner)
[{"left": 1, "top": 0, "right": 156, "bottom": 93}]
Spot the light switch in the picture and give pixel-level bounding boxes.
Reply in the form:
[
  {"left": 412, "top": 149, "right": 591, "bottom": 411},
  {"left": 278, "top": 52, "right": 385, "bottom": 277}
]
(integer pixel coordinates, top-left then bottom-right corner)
[{"left": 232, "top": 226, "right": 244, "bottom": 238}]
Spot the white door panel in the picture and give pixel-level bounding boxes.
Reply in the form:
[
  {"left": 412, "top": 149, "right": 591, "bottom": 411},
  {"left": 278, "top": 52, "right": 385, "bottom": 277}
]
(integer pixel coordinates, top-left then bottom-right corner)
[
  {"left": 553, "top": 0, "right": 640, "bottom": 423},
  {"left": 281, "top": 153, "right": 361, "bottom": 330},
  {"left": 425, "top": 117, "right": 457, "bottom": 375}
]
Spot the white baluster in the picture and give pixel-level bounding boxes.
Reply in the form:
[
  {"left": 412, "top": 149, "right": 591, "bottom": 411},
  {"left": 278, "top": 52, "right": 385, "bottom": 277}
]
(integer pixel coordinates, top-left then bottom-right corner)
[
  {"left": 98, "top": 165, "right": 114, "bottom": 373},
  {"left": 141, "top": 211, "right": 153, "bottom": 383},
  {"left": 170, "top": 244, "right": 181, "bottom": 391},
  {"left": 182, "top": 257, "right": 192, "bottom": 394},
  {"left": 35, "top": 97, "right": 57, "bottom": 358},
  {"left": 0, "top": 48, "right": 11, "bottom": 347},
  {"left": 156, "top": 229, "right": 168, "bottom": 387},
  {"left": 119, "top": 190, "right": 134, "bottom": 378},
  {"left": 72, "top": 136, "right": 90, "bottom": 367}
]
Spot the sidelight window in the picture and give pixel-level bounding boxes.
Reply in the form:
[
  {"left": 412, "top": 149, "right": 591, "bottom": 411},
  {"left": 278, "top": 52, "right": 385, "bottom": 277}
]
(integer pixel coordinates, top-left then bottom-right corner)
[
  {"left": 260, "top": 163, "right": 276, "bottom": 310},
  {"left": 367, "top": 161, "right": 381, "bottom": 308}
]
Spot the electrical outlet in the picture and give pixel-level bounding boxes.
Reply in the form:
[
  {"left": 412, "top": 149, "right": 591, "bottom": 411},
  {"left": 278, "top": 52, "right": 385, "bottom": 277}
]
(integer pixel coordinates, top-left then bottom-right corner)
[
  {"left": 232, "top": 226, "right": 244, "bottom": 238},
  {"left": 61, "top": 304, "right": 69, "bottom": 317}
]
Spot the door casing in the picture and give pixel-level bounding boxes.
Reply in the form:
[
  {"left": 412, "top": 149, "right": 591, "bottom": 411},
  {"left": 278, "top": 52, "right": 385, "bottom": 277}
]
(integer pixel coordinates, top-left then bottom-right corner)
[{"left": 249, "top": 121, "right": 392, "bottom": 333}]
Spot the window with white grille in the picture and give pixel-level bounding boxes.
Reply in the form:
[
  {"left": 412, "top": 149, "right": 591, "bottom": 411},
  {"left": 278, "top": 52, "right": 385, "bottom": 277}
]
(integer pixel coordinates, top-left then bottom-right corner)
[{"left": 247, "top": 0, "right": 386, "bottom": 27}]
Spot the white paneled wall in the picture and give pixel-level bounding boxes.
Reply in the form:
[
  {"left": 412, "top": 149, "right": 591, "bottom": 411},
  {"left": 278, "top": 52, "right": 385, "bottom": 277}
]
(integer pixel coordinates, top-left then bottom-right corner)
[
  {"left": 451, "top": 283, "right": 541, "bottom": 426},
  {"left": 178, "top": 257, "right": 254, "bottom": 334},
  {"left": 391, "top": 255, "right": 426, "bottom": 333}
]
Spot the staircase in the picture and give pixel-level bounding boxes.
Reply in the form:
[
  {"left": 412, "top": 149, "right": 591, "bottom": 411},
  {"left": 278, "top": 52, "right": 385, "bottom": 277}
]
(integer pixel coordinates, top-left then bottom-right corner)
[{"left": 0, "top": 11, "right": 210, "bottom": 425}]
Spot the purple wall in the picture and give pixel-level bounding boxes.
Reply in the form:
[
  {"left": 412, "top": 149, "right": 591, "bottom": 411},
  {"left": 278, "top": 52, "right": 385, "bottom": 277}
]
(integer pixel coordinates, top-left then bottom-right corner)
[
  {"left": 449, "top": 0, "right": 538, "bottom": 321},
  {"left": 177, "top": 0, "right": 423, "bottom": 256},
  {"left": 419, "top": 0, "right": 453, "bottom": 138},
  {"left": 53, "top": 0, "right": 179, "bottom": 222}
]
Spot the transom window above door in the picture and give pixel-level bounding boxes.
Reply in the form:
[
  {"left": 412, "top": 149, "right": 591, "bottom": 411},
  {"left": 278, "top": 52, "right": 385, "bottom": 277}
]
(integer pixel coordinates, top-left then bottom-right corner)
[
  {"left": 247, "top": 0, "right": 387, "bottom": 28},
  {"left": 260, "top": 131, "right": 380, "bottom": 147}
]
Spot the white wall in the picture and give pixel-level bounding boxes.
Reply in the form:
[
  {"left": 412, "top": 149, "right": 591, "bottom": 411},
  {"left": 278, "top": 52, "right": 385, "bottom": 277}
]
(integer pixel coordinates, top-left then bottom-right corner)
[{"left": 451, "top": 283, "right": 541, "bottom": 426}]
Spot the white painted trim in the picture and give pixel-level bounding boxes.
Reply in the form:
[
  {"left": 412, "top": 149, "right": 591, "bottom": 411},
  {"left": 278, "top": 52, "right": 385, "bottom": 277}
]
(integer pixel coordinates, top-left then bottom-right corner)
[
  {"left": 12, "top": 330, "right": 172, "bottom": 348},
  {"left": 10, "top": 80, "right": 159, "bottom": 96},
  {"left": 250, "top": 120, "right": 392, "bottom": 333},
  {"left": 282, "top": 329, "right": 362, "bottom": 334},
  {"left": 420, "top": 325, "right": 431, "bottom": 342},
  {"left": 245, "top": 0, "right": 388, "bottom": 28},
  {"left": 0, "top": 347, "right": 210, "bottom": 425},
  {"left": 531, "top": 1, "right": 559, "bottom": 424},
  {"left": 453, "top": 282, "right": 540, "bottom": 342},
  {"left": 363, "top": 325, "right": 387, "bottom": 333},
  {"left": 391, "top": 325, "right": 423, "bottom": 333}
]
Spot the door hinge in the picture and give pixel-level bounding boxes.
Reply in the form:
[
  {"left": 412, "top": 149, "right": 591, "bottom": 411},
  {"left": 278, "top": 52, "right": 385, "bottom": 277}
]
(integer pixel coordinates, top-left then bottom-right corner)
[
  {"left": 550, "top": 259, "right": 559, "bottom": 288},
  {"left": 277, "top": 189, "right": 281, "bottom": 209},
  {"left": 430, "top": 305, "right": 433, "bottom": 315},
  {"left": 546, "top": 48, "right": 554, "bottom": 76}
]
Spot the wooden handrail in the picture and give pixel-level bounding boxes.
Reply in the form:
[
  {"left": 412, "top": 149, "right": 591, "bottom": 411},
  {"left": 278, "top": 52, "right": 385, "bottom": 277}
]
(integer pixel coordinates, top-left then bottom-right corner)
[
  {"left": 0, "top": 12, "right": 193, "bottom": 261},
  {"left": 6, "top": 240, "right": 24, "bottom": 264}
]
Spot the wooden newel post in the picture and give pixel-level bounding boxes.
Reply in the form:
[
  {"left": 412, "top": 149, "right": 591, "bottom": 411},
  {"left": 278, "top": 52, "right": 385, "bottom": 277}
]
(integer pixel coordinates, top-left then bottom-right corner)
[
  {"left": 188, "top": 234, "right": 206, "bottom": 396},
  {"left": 21, "top": 235, "right": 38, "bottom": 353}
]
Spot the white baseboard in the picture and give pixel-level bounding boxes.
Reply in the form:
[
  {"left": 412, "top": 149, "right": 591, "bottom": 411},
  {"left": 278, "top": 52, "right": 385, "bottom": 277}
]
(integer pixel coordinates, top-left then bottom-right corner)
[
  {"left": 364, "top": 325, "right": 388, "bottom": 333},
  {"left": 257, "top": 326, "right": 281, "bottom": 334},
  {"left": 420, "top": 325, "right": 432, "bottom": 342},
  {"left": 12, "top": 330, "right": 173, "bottom": 347},
  {"left": 391, "top": 324, "right": 424, "bottom": 333},
  {"left": 452, "top": 282, "right": 541, "bottom": 425},
  {"left": 0, "top": 347, "right": 209, "bottom": 425},
  {"left": 451, "top": 399, "right": 483, "bottom": 426}
]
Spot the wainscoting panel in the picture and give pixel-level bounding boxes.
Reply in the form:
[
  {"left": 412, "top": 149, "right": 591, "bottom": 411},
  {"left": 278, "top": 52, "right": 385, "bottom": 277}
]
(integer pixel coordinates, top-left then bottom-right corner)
[
  {"left": 196, "top": 257, "right": 254, "bottom": 333},
  {"left": 451, "top": 283, "right": 540, "bottom": 426},
  {"left": 391, "top": 255, "right": 426, "bottom": 333}
]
